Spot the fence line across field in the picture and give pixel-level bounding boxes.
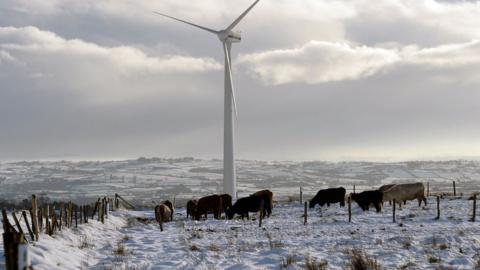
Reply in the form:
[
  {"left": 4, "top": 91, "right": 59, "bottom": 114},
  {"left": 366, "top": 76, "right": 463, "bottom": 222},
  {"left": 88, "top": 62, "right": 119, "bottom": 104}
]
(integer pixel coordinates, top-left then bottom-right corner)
[
  {"left": 1, "top": 194, "right": 123, "bottom": 270},
  {"left": 2, "top": 182, "right": 478, "bottom": 270}
]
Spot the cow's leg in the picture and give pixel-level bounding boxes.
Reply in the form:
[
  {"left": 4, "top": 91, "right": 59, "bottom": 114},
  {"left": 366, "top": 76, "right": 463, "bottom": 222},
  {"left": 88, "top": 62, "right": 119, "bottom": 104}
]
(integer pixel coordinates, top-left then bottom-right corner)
[
  {"left": 418, "top": 198, "right": 421, "bottom": 207},
  {"left": 340, "top": 200, "right": 345, "bottom": 207},
  {"left": 403, "top": 200, "right": 406, "bottom": 205},
  {"left": 246, "top": 212, "right": 250, "bottom": 220},
  {"left": 388, "top": 200, "right": 392, "bottom": 205},
  {"left": 423, "top": 196, "right": 427, "bottom": 206},
  {"left": 375, "top": 203, "right": 381, "bottom": 213},
  {"left": 327, "top": 203, "right": 330, "bottom": 207}
]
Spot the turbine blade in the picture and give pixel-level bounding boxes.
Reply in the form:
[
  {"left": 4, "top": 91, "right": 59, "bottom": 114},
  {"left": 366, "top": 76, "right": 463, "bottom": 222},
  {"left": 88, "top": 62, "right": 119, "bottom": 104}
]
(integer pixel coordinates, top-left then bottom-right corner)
[
  {"left": 223, "top": 43, "right": 238, "bottom": 121},
  {"left": 153, "top": 11, "right": 219, "bottom": 35},
  {"left": 225, "top": 0, "right": 260, "bottom": 32}
]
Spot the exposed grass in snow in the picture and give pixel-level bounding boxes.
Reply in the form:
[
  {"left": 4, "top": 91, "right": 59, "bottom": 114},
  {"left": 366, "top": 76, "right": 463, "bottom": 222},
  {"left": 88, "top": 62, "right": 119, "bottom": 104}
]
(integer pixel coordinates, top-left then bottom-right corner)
[
  {"left": 346, "top": 248, "right": 381, "bottom": 270},
  {"left": 304, "top": 255, "right": 328, "bottom": 270}
]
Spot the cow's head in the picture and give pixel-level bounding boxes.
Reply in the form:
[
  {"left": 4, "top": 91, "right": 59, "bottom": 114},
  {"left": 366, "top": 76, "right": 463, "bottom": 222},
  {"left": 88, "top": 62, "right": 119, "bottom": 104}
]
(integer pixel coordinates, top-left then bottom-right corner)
[{"left": 226, "top": 207, "right": 235, "bottom": 219}]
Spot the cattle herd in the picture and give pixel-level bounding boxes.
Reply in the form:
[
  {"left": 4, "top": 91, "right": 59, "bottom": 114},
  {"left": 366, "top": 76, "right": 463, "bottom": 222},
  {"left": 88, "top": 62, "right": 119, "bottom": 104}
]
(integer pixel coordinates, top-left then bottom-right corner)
[{"left": 154, "top": 182, "right": 427, "bottom": 224}]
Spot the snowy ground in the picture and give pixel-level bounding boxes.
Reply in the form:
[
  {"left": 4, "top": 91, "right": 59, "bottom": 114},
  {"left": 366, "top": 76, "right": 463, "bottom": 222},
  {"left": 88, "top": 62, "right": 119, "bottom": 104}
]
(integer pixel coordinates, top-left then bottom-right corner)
[{"left": 2, "top": 197, "right": 479, "bottom": 269}]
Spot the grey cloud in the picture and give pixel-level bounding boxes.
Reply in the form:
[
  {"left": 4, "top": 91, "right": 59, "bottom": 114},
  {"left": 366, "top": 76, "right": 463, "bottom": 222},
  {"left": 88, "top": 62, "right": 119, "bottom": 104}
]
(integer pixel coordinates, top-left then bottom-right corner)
[{"left": 1, "top": 0, "right": 480, "bottom": 161}]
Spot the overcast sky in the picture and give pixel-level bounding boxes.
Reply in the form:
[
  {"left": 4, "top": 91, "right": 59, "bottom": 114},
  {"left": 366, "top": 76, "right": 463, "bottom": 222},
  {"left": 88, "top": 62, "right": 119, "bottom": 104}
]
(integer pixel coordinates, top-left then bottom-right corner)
[{"left": 1, "top": 0, "right": 480, "bottom": 161}]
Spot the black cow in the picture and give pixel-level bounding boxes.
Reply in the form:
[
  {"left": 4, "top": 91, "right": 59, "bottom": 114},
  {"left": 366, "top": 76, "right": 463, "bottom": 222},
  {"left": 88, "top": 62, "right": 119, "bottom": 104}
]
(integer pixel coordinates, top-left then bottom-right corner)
[
  {"left": 309, "top": 187, "right": 346, "bottom": 209},
  {"left": 226, "top": 195, "right": 264, "bottom": 220},
  {"left": 351, "top": 190, "right": 383, "bottom": 212},
  {"left": 219, "top": 194, "right": 232, "bottom": 215}
]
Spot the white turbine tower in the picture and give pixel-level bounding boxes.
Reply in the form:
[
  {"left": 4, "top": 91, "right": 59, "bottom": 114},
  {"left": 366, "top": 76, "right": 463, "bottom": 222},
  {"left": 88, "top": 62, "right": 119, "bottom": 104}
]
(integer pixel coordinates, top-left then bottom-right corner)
[{"left": 154, "top": 0, "right": 260, "bottom": 200}]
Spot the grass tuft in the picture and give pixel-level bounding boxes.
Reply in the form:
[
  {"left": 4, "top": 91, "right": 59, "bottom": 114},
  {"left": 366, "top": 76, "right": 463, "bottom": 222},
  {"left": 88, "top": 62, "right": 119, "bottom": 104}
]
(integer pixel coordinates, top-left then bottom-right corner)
[
  {"left": 281, "top": 254, "right": 296, "bottom": 268},
  {"left": 346, "top": 249, "right": 381, "bottom": 270},
  {"left": 190, "top": 244, "right": 200, "bottom": 251},
  {"left": 428, "top": 255, "right": 440, "bottom": 264},
  {"left": 113, "top": 242, "right": 128, "bottom": 256},
  {"left": 304, "top": 255, "right": 328, "bottom": 270},
  {"left": 78, "top": 235, "right": 93, "bottom": 249}
]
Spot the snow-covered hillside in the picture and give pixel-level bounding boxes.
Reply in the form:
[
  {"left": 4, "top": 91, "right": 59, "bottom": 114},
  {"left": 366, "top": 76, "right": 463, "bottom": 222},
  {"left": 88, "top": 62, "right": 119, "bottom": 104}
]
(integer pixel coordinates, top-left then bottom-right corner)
[
  {"left": 1, "top": 198, "right": 479, "bottom": 269},
  {"left": 1, "top": 158, "right": 479, "bottom": 204}
]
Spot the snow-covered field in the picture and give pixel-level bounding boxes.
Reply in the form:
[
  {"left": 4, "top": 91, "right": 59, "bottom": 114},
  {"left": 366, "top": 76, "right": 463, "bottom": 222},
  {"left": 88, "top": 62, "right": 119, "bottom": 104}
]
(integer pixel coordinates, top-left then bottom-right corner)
[
  {"left": 1, "top": 159, "right": 479, "bottom": 269},
  {"left": 2, "top": 198, "right": 479, "bottom": 269}
]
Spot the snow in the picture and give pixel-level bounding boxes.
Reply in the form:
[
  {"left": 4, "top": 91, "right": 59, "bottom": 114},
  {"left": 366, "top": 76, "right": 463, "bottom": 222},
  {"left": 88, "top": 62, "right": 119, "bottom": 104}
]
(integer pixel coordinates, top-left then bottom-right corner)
[{"left": 2, "top": 198, "right": 479, "bottom": 269}]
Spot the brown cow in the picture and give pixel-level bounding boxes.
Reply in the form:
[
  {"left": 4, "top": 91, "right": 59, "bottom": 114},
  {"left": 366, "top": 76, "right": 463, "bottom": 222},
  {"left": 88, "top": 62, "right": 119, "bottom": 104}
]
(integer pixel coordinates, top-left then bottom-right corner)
[
  {"left": 251, "top": 189, "right": 273, "bottom": 217},
  {"left": 186, "top": 199, "right": 197, "bottom": 220},
  {"left": 154, "top": 204, "right": 172, "bottom": 223},
  {"left": 162, "top": 200, "right": 174, "bottom": 220},
  {"left": 195, "top": 195, "right": 222, "bottom": 220}
]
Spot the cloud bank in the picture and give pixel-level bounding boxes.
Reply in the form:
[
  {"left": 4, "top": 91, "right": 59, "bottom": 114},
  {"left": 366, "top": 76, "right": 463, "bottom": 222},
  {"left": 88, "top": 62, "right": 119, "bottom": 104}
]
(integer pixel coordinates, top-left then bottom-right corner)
[{"left": 1, "top": 0, "right": 480, "bottom": 161}]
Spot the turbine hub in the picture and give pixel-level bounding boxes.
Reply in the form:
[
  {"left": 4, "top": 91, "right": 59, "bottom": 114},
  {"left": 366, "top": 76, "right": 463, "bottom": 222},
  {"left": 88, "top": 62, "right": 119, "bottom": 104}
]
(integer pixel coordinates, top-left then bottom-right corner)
[{"left": 218, "top": 30, "right": 241, "bottom": 43}]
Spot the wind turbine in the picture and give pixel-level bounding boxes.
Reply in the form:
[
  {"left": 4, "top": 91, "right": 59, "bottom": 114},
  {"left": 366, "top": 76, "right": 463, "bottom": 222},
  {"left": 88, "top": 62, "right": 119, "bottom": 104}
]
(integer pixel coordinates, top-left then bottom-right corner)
[{"left": 154, "top": 0, "right": 260, "bottom": 200}]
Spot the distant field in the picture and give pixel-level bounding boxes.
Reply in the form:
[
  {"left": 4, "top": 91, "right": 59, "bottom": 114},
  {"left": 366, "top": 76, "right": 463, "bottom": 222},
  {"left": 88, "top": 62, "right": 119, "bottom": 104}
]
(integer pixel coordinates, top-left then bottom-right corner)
[{"left": 1, "top": 158, "right": 479, "bottom": 204}]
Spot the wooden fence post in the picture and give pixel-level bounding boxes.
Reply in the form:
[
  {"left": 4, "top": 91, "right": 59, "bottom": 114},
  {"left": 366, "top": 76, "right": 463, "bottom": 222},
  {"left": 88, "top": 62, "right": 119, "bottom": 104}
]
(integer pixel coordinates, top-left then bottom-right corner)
[
  {"left": 392, "top": 199, "right": 396, "bottom": 223},
  {"left": 75, "top": 206, "right": 78, "bottom": 228},
  {"left": 426, "top": 182, "right": 430, "bottom": 197},
  {"left": 300, "top": 187, "right": 303, "bottom": 204},
  {"left": 453, "top": 181, "right": 456, "bottom": 197},
  {"left": 59, "top": 204, "right": 64, "bottom": 231},
  {"left": 2, "top": 209, "right": 27, "bottom": 270},
  {"left": 348, "top": 196, "right": 352, "bottom": 223},
  {"left": 22, "top": 211, "right": 35, "bottom": 242},
  {"left": 471, "top": 194, "right": 477, "bottom": 222},
  {"left": 38, "top": 209, "right": 43, "bottom": 233},
  {"left": 64, "top": 204, "right": 68, "bottom": 227},
  {"left": 105, "top": 197, "right": 109, "bottom": 219},
  {"left": 11, "top": 212, "right": 27, "bottom": 243},
  {"left": 66, "top": 204, "right": 69, "bottom": 228},
  {"left": 101, "top": 198, "right": 105, "bottom": 224},
  {"left": 84, "top": 205, "right": 88, "bottom": 223},
  {"left": 17, "top": 239, "right": 31, "bottom": 270},
  {"left": 45, "top": 205, "right": 50, "bottom": 235},
  {"left": 304, "top": 201, "right": 307, "bottom": 225},
  {"left": 31, "top": 195, "right": 39, "bottom": 241},
  {"left": 69, "top": 202, "right": 74, "bottom": 227},
  {"left": 435, "top": 196, "right": 440, "bottom": 220},
  {"left": 51, "top": 214, "right": 57, "bottom": 234},
  {"left": 115, "top": 194, "right": 119, "bottom": 209},
  {"left": 79, "top": 206, "right": 83, "bottom": 225},
  {"left": 1, "top": 212, "right": 30, "bottom": 269}
]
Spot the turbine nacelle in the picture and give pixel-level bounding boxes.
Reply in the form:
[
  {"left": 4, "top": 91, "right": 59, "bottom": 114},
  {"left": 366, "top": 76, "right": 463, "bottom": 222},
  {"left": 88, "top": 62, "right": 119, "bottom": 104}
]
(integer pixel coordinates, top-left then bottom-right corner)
[{"left": 218, "top": 30, "right": 241, "bottom": 43}]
